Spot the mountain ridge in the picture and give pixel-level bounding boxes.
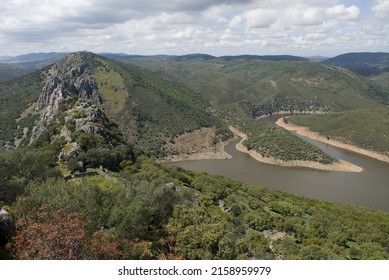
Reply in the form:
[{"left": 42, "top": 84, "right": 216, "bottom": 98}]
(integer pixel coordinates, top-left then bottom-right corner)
[
  {"left": 322, "top": 52, "right": 389, "bottom": 76},
  {"left": 0, "top": 51, "right": 309, "bottom": 83}
]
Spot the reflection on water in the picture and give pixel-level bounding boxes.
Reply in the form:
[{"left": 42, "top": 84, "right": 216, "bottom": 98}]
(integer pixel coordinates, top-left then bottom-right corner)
[{"left": 165, "top": 116, "right": 389, "bottom": 212}]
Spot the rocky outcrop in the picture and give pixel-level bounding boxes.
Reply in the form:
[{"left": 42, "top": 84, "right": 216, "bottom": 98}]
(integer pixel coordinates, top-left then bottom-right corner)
[
  {"left": 73, "top": 104, "right": 111, "bottom": 136},
  {"left": 26, "top": 51, "right": 124, "bottom": 165},
  {"left": 0, "top": 206, "right": 13, "bottom": 247},
  {"left": 31, "top": 51, "right": 103, "bottom": 141}
]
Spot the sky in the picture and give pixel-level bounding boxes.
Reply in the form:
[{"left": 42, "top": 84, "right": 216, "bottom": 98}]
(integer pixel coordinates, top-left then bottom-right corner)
[{"left": 0, "top": 0, "right": 388, "bottom": 57}]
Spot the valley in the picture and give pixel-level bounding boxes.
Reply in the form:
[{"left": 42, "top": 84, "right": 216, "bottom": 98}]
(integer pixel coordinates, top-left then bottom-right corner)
[{"left": 1, "top": 51, "right": 389, "bottom": 260}]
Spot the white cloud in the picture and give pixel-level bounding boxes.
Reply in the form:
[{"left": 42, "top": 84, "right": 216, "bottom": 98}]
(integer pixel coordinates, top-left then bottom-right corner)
[
  {"left": 0, "top": 0, "right": 387, "bottom": 56},
  {"left": 220, "top": 28, "right": 239, "bottom": 40},
  {"left": 298, "top": 7, "right": 325, "bottom": 26},
  {"left": 372, "top": 0, "right": 389, "bottom": 19},
  {"left": 326, "top": 4, "right": 360, "bottom": 20},
  {"left": 229, "top": 15, "right": 242, "bottom": 28},
  {"left": 243, "top": 9, "right": 277, "bottom": 29}
]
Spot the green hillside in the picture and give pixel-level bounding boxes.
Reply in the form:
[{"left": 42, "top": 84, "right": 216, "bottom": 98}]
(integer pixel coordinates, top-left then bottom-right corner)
[
  {"left": 94, "top": 58, "right": 230, "bottom": 155},
  {"left": 0, "top": 53, "right": 68, "bottom": 82},
  {"left": 127, "top": 57, "right": 388, "bottom": 109},
  {"left": 126, "top": 56, "right": 389, "bottom": 155},
  {"left": 322, "top": 52, "right": 389, "bottom": 76},
  {"left": 0, "top": 64, "right": 34, "bottom": 82},
  {"left": 0, "top": 71, "right": 44, "bottom": 145},
  {"left": 289, "top": 108, "right": 389, "bottom": 154}
]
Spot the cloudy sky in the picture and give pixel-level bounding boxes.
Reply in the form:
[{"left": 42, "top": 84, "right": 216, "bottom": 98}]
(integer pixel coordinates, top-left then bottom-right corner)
[{"left": 0, "top": 0, "right": 388, "bottom": 57}]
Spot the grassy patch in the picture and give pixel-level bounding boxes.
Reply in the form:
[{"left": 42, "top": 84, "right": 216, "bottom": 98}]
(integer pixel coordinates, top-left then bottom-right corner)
[{"left": 94, "top": 61, "right": 128, "bottom": 117}]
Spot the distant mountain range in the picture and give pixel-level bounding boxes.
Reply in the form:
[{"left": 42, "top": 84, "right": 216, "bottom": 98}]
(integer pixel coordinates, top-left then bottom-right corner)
[
  {"left": 0, "top": 52, "right": 307, "bottom": 82},
  {"left": 0, "top": 52, "right": 69, "bottom": 82},
  {"left": 1, "top": 51, "right": 388, "bottom": 83},
  {"left": 322, "top": 52, "right": 389, "bottom": 76},
  {"left": 0, "top": 52, "right": 308, "bottom": 63},
  {"left": 306, "top": 56, "right": 330, "bottom": 62}
]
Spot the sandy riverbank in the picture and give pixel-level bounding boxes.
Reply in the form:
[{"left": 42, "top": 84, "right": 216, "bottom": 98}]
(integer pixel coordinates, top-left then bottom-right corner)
[
  {"left": 229, "top": 126, "right": 363, "bottom": 172},
  {"left": 276, "top": 117, "right": 389, "bottom": 164}
]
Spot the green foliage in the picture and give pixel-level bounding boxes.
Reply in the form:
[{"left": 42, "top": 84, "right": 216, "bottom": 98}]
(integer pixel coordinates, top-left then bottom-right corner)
[
  {"left": 0, "top": 147, "right": 61, "bottom": 204},
  {"left": 9, "top": 175, "right": 184, "bottom": 259},
  {"left": 0, "top": 63, "right": 35, "bottom": 83},
  {"left": 72, "top": 110, "right": 87, "bottom": 119},
  {"left": 166, "top": 205, "right": 240, "bottom": 259},
  {"left": 243, "top": 212, "right": 271, "bottom": 231},
  {"left": 246, "top": 94, "right": 331, "bottom": 118},
  {"left": 219, "top": 106, "right": 335, "bottom": 164},
  {"left": 108, "top": 180, "right": 180, "bottom": 240},
  {"left": 67, "top": 158, "right": 81, "bottom": 173},
  {"left": 243, "top": 122, "right": 335, "bottom": 164},
  {"left": 76, "top": 144, "right": 135, "bottom": 171},
  {"left": 2, "top": 152, "right": 389, "bottom": 260}
]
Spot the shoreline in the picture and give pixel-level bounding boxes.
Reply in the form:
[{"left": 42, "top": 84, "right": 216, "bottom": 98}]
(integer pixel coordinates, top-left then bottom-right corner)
[
  {"left": 158, "top": 122, "right": 368, "bottom": 173},
  {"left": 229, "top": 126, "right": 363, "bottom": 172},
  {"left": 276, "top": 117, "right": 389, "bottom": 164}
]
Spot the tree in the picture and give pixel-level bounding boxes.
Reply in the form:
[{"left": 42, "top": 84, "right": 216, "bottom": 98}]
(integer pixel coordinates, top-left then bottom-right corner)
[
  {"left": 82, "top": 229, "right": 127, "bottom": 260},
  {"left": 0, "top": 149, "right": 61, "bottom": 204},
  {"left": 157, "top": 235, "right": 185, "bottom": 260},
  {"left": 67, "top": 157, "right": 81, "bottom": 173},
  {"left": 12, "top": 205, "right": 86, "bottom": 260}
]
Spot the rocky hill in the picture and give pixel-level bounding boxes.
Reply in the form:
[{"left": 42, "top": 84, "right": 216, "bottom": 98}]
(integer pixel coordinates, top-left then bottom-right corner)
[
  {"left": 32, "top": 52, "right": 103, "bottom": 140},
  {"left": 0, "top": 51, "right": 230, "bottom": 161}
]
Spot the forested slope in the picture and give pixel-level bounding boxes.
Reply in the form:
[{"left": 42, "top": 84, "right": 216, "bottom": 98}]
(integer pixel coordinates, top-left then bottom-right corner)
[{"left": 1, "top": 149, "right": 389, "bottom": 260}]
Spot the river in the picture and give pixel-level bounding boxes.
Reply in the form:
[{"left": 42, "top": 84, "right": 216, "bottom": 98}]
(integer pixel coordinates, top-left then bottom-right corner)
[{"left": 165, "top": 116, "right": 389, "bottom": 212}]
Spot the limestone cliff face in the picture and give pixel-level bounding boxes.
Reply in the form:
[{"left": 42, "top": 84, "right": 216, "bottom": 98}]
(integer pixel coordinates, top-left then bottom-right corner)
[{"left": 31, "top": 51, "right": 105, "bottom": 142}]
